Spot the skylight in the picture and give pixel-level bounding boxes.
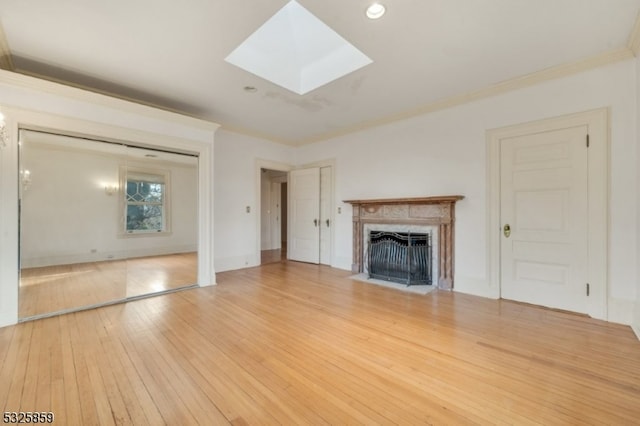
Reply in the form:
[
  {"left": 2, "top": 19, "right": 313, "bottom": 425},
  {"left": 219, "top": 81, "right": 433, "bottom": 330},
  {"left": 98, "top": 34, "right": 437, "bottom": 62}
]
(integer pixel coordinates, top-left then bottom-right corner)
[{"left": 225, "top": 1, "right": 372, "bottom": 95}]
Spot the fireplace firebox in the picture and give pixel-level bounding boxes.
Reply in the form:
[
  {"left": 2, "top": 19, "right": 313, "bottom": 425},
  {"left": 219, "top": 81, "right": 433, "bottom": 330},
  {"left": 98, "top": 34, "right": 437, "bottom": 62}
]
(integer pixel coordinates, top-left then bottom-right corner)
[
  {"left": 368, "top": 231, "right": 432, "bottom": 285},
  {"left": 344, "top": 196, "right": 464, "bottom": 290}
]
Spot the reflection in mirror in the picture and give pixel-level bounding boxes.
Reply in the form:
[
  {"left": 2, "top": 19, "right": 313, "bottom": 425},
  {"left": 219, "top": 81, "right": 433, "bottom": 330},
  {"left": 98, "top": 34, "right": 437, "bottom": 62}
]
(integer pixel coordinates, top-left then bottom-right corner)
[
  {"left": 123, "top": 145, "right": 198, "bottom": 299},
  {"left": 18, "top": 130, "right": 198, "bottom": 320}
]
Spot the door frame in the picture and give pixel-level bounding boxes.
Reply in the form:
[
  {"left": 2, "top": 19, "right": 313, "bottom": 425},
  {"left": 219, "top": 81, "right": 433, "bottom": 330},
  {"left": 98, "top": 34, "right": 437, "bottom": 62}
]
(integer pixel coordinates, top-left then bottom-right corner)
[
  {"left": 255, "top": 159, "right": 336, "bottom": 267},
  {"left": 255, "top": 159, "right": 293, "bottom": 262},
  {"left": 486, "top": 108, "right": 608, "bottom": 320}
]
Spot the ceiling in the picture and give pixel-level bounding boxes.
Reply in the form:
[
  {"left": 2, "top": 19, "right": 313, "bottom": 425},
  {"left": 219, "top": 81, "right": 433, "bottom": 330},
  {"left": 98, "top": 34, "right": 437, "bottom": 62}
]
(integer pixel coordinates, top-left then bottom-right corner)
[{"left": 1, "top": 0, "right": 640, "bottom": 146}]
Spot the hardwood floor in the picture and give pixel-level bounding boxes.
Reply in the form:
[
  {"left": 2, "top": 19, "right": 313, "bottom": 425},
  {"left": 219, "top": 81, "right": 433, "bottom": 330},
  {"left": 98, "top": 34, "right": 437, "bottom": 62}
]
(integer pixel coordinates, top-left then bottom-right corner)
[
  {"left": 2, "top": 260, "right": 639, "bottom": 425},
  {"left": 260, "top": 242, "right": 286, "bottom": 265},
  {"left": 19, "top": 253, "right": 197, "bottom": 319}
]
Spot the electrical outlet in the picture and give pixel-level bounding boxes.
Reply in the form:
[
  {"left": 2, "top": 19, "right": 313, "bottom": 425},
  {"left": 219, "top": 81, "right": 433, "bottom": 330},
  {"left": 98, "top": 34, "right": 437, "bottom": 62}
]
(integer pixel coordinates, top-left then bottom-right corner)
[
  {"left": 338, "top": 207, "right": 342, "bottom": 214},
  {"left": 246, "top": 206, "right": 251, "bottom": 213}
]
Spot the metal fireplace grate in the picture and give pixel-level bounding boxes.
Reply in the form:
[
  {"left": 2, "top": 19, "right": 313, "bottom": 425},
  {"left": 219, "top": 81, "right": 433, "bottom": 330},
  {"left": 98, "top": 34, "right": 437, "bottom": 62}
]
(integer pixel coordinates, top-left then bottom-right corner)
[{"left": 368, "top": 231, "right": 432, "bottom": 286}]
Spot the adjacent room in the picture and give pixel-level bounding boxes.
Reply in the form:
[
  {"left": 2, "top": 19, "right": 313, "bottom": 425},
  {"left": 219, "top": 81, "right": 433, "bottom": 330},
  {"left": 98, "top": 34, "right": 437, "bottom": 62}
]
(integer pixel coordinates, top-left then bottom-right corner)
[{"left": 0, "top": 1, "right": 639, "bottom": 424}]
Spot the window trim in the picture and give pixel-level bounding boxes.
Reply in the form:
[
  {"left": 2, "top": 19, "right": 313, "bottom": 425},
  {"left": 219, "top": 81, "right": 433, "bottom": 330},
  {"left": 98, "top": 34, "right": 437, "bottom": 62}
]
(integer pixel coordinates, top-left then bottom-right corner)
[{"left": 119, "top": 165, "right": 172, "bottom": 237}]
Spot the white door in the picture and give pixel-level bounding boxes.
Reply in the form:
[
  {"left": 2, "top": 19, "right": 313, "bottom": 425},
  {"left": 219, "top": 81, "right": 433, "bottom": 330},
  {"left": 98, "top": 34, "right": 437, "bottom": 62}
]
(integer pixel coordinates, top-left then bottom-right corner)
[
  {"left": 288, "top": 167, "right": 320, "bottom": 263},
  {"left": 500, "top": 125, "right": 589, "bottom": 313},
  {"left": 319, "top": 166, "right": 332, "bottom": 265}
]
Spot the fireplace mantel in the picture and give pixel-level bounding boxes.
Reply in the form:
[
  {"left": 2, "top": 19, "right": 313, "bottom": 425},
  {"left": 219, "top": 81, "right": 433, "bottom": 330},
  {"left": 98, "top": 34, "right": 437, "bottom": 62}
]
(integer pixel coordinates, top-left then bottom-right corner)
[{"left": 344, "top": 196, "right": 464, "bottom": 290}]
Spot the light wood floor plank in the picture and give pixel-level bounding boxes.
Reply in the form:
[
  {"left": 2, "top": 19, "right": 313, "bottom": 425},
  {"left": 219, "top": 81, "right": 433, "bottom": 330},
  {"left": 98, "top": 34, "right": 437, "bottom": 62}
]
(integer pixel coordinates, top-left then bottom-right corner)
[
  {"left": 2, "top": 321, "right": 33, "bottom": 413},
  {"left": 228, "top": 289, "right": 519, "bottom": 424},
  {"left": 161, "top": 308, "right": 294, "bottom": 424},
  {"left": 0, "top": 327, "right": 17, "bottom": 409},
  {"left": 168, "top": 293, "right": 364, "bottom": 424},
  {"left": 2, "top": 260, "right": 640, "bottom": 425},
  {"left": 68, "top": 311, "right": 103, "bottom": 425},
  {"left": 163, "top": 319, "right": 304, "bottom": 423},
  {"left": 56, "top": 314, "right": 82, "bottom": 426},
  {"left": 19, "top": 252, "right": 197, "bottom": 318},
  {"left": 113, "top": 315, "right": 201, "bottom": 425},
  {"left": 208, "top": 281, "right": 476, "bottom": 424}
]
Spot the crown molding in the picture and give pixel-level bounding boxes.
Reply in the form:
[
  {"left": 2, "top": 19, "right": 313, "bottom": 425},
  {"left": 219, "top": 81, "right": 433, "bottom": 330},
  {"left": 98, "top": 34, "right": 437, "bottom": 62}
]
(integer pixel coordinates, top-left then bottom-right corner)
[
  {"left": 628, "top": 11, "right": 640, "bottom": 55},
  {"left": 217, "top": 123, "right": 295, "bottom": 146},
  {"left": 297, "top": 47, "right": 634, "bottom": 146},
  {"left": 0, "top": 69, "right": 219, "bottom": 132},
  {"left": 0, "top": 21, "right": 14, "bottom": 71},
  {"left": 0, "top": 43, "right": 632, "bottom": 146}
]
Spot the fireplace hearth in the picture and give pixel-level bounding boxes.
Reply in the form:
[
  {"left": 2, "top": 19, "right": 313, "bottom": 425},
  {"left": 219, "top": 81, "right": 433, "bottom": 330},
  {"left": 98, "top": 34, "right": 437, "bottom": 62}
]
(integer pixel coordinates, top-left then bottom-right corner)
[
  {"left": 368, "top": 231, "right": 432, "bottom": 285},
  {"left": 344, "top": 196, "right": 464, "bottom": 290}
]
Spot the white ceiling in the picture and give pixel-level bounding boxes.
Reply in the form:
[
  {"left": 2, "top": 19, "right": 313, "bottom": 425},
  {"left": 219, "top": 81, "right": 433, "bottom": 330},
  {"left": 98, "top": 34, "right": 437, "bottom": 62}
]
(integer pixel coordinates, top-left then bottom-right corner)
[{"left": 1, "top": 0, "right": 639, "bottom": 145}]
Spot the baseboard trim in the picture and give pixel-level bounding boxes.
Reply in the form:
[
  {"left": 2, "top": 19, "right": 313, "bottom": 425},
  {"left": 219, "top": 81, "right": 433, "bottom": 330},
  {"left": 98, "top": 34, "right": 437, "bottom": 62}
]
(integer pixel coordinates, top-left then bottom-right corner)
[
  {"left": 607, "top": 297, "right": 634, "bottom": 325},
  {"left": 632, "top": 323, "right": 640, "bottom": 341},
  {"left": 21, "top": 245, "right": 197, "bottom": 269},
  {"left": 214, "top": 254, "right": 259, "bottom": 272},
  {"left": 453, "top": 276, "right": 499, "bottom": 299}
]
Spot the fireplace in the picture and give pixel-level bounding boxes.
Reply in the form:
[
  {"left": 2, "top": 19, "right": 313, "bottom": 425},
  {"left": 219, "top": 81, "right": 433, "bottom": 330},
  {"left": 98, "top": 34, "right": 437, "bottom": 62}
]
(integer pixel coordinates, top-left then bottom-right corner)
[
  {"left": 368, "top": 231, "right": 432, "bottom": 285},
  {"left": 344, "top": 196, "right": 464, "bottom": 290}
]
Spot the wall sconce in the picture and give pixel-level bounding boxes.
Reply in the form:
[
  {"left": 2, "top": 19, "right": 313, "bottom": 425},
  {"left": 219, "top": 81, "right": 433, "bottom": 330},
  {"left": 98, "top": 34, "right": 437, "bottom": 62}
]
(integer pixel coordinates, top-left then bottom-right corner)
[
  {"left": 21, "top": 170, "right": 32, "bottom": 191},
  {"left": 104, "top": 185, "right": 118, "bottom": 196}
]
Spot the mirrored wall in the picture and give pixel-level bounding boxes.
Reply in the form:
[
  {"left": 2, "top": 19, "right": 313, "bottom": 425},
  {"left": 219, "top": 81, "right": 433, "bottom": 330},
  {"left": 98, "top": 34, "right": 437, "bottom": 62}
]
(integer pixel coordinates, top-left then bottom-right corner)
[{"left": 18, "top": 129, "right": 199, "bottom": 320}]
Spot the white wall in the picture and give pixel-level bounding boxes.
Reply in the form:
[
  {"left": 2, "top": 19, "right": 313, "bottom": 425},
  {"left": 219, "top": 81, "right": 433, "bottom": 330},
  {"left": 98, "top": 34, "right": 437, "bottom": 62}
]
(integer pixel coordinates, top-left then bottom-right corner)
[
  {"left": 214, "top": 129, "right": 294, "bottom": 271},
  {"left": 295, "top": 59, "right": 638, "bottom": 325},
  {"left": 20, "top": 142, "right": 198, "bottom": 267}
]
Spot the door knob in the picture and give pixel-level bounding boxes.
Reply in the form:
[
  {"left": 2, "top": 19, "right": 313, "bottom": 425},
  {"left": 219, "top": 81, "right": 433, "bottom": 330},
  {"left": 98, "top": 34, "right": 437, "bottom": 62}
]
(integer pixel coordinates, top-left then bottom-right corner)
[
  {"left": 503, "top": 224, "right": 511, "bottom": 238},
  {"left": 326, "top": 219, "right": 330, "bottom": 227},
  {"left": 314, "top": 219, "right": 318, "bottom": 227}
]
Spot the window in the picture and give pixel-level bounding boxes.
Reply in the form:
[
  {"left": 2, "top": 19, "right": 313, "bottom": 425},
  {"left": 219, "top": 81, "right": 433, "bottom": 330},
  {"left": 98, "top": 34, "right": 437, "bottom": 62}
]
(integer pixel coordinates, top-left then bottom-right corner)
[{"left": 122, "top": 168, "right": 170, "bottom": 235}]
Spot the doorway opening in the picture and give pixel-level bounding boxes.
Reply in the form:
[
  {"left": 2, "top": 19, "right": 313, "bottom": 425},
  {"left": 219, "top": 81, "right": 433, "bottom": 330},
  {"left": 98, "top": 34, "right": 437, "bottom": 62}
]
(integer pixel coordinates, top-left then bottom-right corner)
[{"left": 260, "top": 168, "right": 288, "bottom": 264}]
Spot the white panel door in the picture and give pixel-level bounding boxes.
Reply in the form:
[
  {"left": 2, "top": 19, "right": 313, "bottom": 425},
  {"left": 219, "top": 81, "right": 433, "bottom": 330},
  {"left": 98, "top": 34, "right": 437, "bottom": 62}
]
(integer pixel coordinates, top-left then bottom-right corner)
[
  {"left": 500, "top": 125, "right": 588, "bottom": 313},
  {"left": 319, "top": 166, "right": 332, "bottom": 265},
  {"left": 288, "top": 167, "right": 320, "bottom": 263}
]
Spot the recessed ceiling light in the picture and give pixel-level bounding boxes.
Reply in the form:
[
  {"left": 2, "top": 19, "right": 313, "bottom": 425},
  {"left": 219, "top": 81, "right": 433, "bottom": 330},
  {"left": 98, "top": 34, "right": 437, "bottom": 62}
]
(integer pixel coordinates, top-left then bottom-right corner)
[
  {"left": 366, "top": 3, "right": 386, "bottom": 19},
  {"left": 243, "top": 86, "right": 258, "bottom": 93}
]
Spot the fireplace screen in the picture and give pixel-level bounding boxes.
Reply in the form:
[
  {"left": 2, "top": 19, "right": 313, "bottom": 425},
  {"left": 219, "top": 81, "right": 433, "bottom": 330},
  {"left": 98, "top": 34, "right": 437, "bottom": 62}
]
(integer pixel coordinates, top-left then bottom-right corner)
[{"left": 368, "top": 231, "right": 432, "bottom": 286}]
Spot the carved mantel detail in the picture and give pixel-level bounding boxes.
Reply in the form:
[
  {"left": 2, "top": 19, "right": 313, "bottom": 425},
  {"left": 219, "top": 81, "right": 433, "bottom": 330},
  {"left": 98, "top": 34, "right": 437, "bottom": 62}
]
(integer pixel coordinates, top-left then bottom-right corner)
[{"left": 343, "top": 196, "right": 464, "bottom": 290}]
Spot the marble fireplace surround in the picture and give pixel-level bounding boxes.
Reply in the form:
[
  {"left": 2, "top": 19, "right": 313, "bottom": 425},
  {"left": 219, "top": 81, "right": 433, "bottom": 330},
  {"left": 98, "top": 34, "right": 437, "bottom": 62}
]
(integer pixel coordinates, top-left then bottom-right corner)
[{"left": 344, "top": 196, "right": 464, "bottom": 290}]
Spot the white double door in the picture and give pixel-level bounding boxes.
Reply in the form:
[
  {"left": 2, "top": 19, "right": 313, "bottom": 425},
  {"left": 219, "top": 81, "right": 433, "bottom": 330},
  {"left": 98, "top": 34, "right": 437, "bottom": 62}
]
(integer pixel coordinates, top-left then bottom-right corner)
[
  {"left": 288, "top": 166, "right": 332, "bottom": 265},
  {"left": 500, "top": 125, "right": 589, "bottom": 313}
]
